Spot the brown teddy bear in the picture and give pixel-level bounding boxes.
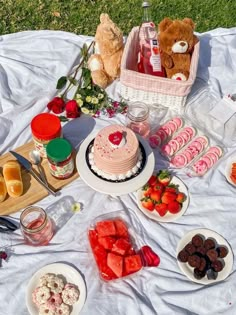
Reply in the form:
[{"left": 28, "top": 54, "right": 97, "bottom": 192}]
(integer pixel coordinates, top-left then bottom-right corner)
[
  {"left": 88, "top": 13, "right": 124, "bottom": 89},
  {"left": 158, "top": 17, "right": 199, "bottom": 81}
]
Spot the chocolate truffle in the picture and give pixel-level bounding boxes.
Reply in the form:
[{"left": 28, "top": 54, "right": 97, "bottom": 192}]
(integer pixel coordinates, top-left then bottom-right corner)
[
  {"left": 206, "top": 268, "right": 218, "bottom": 280},
  {"left": 204, "top": 238, "right": 215, "bottom": 250},
  {"left": 206, "top": 249, "right": 218, "bottom": 262},
  {"left": 192, "top": 234, "right": 204, "bottom": 247},
  {"left": 199, "top": 257, "right": 207, "bottom": 272},
  {"left": 195, "top": 246, "right": 206, "bottom": 256},
  {"left": 185, "top": 243, "right": 196, "bottom": 255},
  {"left": 211, "top": 260, "right": 224, "bottom": 272},
  {"left": 194, "top": 268, "right": 206, "bottom": 280},
  {"left": 188, "top": 255, "right": 201, "bottom": 268},
  {"left": 178, "top": 250, "right": 189, "bottom": 263},
  {"left": 217, "top": 246, "right": 228, "bottom": 258}
]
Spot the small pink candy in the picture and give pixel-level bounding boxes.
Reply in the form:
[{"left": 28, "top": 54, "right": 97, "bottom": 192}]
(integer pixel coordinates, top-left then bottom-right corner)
[{"left": 140, "top": 246, "right": 160, "bottom": 267}]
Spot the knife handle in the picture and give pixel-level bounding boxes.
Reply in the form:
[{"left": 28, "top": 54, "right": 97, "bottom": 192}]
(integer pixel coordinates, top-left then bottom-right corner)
[{"left": 29, "top": 169, "right": 58, "bottom": 197}]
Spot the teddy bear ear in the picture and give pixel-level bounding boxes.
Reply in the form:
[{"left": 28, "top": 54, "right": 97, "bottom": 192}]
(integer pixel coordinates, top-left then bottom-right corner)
[
  {"left": 158, "top": 17, "right": 173, "bottom": 32},
  {"left": 100, "top": 13, "right": 111, "bottom": 24},
  {"left": 182, "top": 18, "right": 195, "bottom": 30}
]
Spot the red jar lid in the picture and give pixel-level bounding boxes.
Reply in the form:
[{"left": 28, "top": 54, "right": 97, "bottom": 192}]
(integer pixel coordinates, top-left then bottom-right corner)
[{"left": 31, "top": 113, "right": 61, "bottom": 140}]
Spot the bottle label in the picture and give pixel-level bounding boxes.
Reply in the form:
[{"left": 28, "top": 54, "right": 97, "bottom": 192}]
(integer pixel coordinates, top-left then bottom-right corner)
[{"left": 150, "top": 39, "right": 162, "bottom": 72}]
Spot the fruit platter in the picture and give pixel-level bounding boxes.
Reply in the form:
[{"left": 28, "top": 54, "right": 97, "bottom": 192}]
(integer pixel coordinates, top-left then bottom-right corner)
[
  {"left": 137, "top": 170, "right": 189, "bottom": 222},
  {"left": 176, "top": 229, "right": 233, "bottom": 285},
  {"left": 225, "top": 156, "right": 236, "bottom": 187}
]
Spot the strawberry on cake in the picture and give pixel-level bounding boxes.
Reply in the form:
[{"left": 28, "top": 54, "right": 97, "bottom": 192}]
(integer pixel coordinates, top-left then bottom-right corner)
[{"left": 88, "top": 124, "right": 143, "bottom": 181}]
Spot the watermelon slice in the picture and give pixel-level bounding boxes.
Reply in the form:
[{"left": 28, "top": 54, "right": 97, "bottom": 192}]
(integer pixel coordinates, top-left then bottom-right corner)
[
  {"left": 88, "top": 229, "right": 99, "bottom": 248},
  {"left": 98, "top": 236, "right": 116, "bottom": 250},
  {"left": 112, "top": 238, "right": 131, "bottom": 256},
  {"left": 124, "top": 255, "right": 142, "bottom": 275},
  {"left": 92, "top": 244, "right": 107, "bottom": 268},
  {"left": 100, "top": 264, "right": 117, "bottom": 281},
  {"left": 114, "top": 219, "right": 129, "bottom": 238},
  {"left": 107, "top": 253, "right": 123, "bottom": 278},
  {"left": 96, "top": 220, "right": 116, "bottom": 237}
]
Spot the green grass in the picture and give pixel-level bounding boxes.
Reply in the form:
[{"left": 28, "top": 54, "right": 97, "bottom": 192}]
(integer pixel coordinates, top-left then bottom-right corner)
[{"left": 0, "top": 0, "right": 236, "bottom": 36}]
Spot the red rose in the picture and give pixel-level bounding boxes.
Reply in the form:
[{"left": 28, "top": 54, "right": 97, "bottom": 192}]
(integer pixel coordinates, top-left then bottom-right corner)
[
  {"left": 65, "top": 100, "right": 80, "bottom": 118},
  {"left": 47, "top": 97, "right": 65, "bottom": 114}
]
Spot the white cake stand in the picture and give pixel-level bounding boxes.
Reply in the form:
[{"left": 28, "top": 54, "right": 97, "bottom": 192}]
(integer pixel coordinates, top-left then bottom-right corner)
[{"left": 76, "top": 133, "right": 155, "bottom": 196}]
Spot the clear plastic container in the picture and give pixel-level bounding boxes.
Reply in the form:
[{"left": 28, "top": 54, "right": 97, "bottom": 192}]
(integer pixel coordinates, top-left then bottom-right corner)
[
  {"left": 148, "top": 88, "right": 228, "bottom": 177},
  {"left": 87, "top": 209, "right": 144, "bottom": 281}
]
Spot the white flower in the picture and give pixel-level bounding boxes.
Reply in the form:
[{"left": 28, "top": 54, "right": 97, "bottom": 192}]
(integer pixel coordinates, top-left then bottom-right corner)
[
  {"left": 81, "top": 107, "right": 90, "bottom": 114},
  {"left": 86, "top": 96, "right": 92, "bottom": 102},
  {"left": 91, "top": 97, "right": 99, "bottom": 104},
  {"left": 77, "top": 99, "right": 83, "bottom": 106},
  {"left": 98, "top": 93, "right": 104, "bottom": 99},
  {"left": 75, "top": 93, "right": 82, "bottom": 99},
  {"left": 71, "top": 202, "right": 81, "bottom": 212},
  {"left": 87, "top": 85, "right": 91, "bottom": 89}
]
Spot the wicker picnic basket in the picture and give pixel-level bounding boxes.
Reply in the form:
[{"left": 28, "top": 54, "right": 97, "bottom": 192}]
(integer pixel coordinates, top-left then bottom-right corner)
[{"left": 120, "top": 27, "right": 200, "bottom": 110}]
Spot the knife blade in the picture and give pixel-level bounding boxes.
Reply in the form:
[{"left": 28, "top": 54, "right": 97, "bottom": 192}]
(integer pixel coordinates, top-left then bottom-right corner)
[{"left": 9, "top": 151, "right": 57, "bottom": 197}]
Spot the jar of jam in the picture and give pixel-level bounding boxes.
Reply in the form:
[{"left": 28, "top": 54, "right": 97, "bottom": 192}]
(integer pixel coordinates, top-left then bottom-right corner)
[
  {"left": 126, "top": 102, "right": 150, "bottom": 138},
  {"left": 20, "top": 206, "right": 54, "bottom": 246},
  {"left": 31, "top": 113, "right": 62, "bottom": 158},
  {"left": 46, "top": 138, "right": 74, "bottom": 179}
]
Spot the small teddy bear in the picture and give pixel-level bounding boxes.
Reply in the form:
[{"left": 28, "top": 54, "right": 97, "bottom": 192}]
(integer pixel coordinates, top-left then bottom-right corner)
[
  {"left": 158, "top": 17, "right": 199, "bottom": 81},
  {"left": 88, "top": 13, "right": 124, "bottom": 89}
]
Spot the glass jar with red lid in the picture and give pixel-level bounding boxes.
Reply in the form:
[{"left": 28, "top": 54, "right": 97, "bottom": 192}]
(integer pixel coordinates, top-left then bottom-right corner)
[
  {"left": 31, "top": 113, "right": 62, "bottom": 158},
  {"left": 46, "top": 138, "right": 74, "bottom": 179}
]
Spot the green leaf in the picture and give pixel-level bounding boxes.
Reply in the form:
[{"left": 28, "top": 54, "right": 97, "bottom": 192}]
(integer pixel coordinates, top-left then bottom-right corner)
[
  {"left": 68, "top": 77, "right": 78, "bottom": 86},
  {"left": 56, "top": 76, "right": 67, "bottom": 89},
  {"left": 58, "top": 116, "right": 69, "bottom": 122}
]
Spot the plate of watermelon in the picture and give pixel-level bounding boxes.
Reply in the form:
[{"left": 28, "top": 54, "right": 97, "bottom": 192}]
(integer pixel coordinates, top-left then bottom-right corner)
[
  {"left": 136, "top": 170, "right": 189, "bottom": 223},
  {"left": 88, "top": 210, "right": 144, "bottom": 281}
]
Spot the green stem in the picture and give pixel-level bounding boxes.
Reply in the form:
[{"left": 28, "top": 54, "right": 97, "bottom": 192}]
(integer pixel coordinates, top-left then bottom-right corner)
[{"left": 61, "top": 40, "right": 94, "bottom": 99}]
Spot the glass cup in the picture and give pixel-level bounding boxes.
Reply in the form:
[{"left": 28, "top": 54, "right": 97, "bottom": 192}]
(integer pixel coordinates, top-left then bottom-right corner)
[
  {"left": 20, "top": 206, "right": 54, "bottom": 246},
  {"left": 126, "top": 102, "right": 150, "bottom": 138}
]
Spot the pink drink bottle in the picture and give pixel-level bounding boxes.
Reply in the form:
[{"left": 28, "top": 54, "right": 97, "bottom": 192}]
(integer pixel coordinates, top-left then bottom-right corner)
[{"left": 137, "top": 1, "right": 165, "bottom": 77}]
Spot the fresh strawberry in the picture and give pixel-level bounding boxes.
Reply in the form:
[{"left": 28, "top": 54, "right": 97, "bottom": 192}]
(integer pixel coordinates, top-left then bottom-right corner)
[
  {"left": 150, "top": 191, "right": 161, "bottom": 203},
  {"left": 176, "top": 192, "right": 186, "bottom": 203},
  {"left": 168, "top": 201, "right": 181, "bottom": 214},
  {"left": 141, "top": 197, "right": 155, "bottom": 211},
  {"left": 148, "top": 175, "right": 158, "bottom": 186},
  {"left": 142, "top": 185, "right": 153, "bottom": 197},
  {"left": 165, "top": 184, "right": 178, "bottom": 194},
  {"left": 157, "top": 170, "right": 171, "bottom": 186},
  {"left": 161, "top": 191, "right": 177, "bottom": 204},
  {"left": 155, "top": 203, "right": 168, "bottom": 216},
  {"left": 152, "top": 183, "right": 164, "bottom": 193}
]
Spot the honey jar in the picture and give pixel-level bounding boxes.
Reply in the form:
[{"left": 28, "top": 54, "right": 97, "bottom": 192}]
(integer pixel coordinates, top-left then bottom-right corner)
[
  {"left": 31, "top": 113, "right": 62, "bottom": 158},
  {"left": 46, "top": 138, "right": 74, "bottom": 179}
]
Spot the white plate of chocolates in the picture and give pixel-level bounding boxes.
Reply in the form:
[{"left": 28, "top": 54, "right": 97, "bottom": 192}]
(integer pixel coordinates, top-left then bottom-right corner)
[{"left": 177, "top": 228, "right": 233, "bottom": 285}]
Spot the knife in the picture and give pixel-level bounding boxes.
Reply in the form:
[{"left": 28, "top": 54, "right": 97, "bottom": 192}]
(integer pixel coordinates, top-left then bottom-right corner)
[{"left": 10, "top": 151, "right": 58, "bottom": 197}]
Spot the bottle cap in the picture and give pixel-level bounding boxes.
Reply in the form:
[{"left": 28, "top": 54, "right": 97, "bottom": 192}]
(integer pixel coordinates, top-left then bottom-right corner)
[
  {"left": 142, "top": 1, "right": 150, "bottom": 7},
  {"left": 46, "top": 138, "right": 72, "bottom": 162}
]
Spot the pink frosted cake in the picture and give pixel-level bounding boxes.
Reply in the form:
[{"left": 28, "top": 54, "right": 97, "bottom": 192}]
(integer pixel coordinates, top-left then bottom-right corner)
[{"left": 88, "top": 124, "right": 143, "bottom": 181}]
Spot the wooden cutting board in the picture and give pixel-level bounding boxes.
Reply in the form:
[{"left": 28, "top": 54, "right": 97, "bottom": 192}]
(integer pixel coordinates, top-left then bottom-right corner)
[{"left": 0, "top": 141, "right": 79, "bottom": 215}]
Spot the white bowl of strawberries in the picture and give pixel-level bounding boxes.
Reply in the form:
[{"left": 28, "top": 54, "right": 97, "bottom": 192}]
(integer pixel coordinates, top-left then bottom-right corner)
[{"left": 136, "top": 170, "right": 189, "bottom": 222}]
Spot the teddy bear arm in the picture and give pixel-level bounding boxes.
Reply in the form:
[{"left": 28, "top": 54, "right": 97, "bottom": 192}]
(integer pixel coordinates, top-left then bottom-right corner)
[{"left": 161, "top": 52, "right": 174, "bottom": 69}]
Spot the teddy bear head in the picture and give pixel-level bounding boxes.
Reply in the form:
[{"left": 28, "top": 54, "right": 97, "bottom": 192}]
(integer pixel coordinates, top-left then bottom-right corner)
[
  {"left": 158, "top": 17, "right": 198, "bottom": 56},
  {"left": 95, "top": 13, "right": 123, "bottom": 56}
]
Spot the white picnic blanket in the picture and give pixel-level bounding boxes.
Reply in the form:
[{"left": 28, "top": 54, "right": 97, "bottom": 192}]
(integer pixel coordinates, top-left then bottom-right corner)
[{"left": 0, "top": 27, "right": 236, "bottom": 315}]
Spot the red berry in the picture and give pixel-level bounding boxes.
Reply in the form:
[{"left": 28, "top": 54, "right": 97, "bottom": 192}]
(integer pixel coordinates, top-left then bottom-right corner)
[
  {"left": 148, "top": 175, "right": 158, "bottom": 186},
  {"left": 155, "top": 203, "right": 168, "bottom": 216},
  {"left": 168, "top": 201, "right": 181, "bottom": 214},
  {"left": 141, "top": 198, "right": 155, "bottom": 211}
]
